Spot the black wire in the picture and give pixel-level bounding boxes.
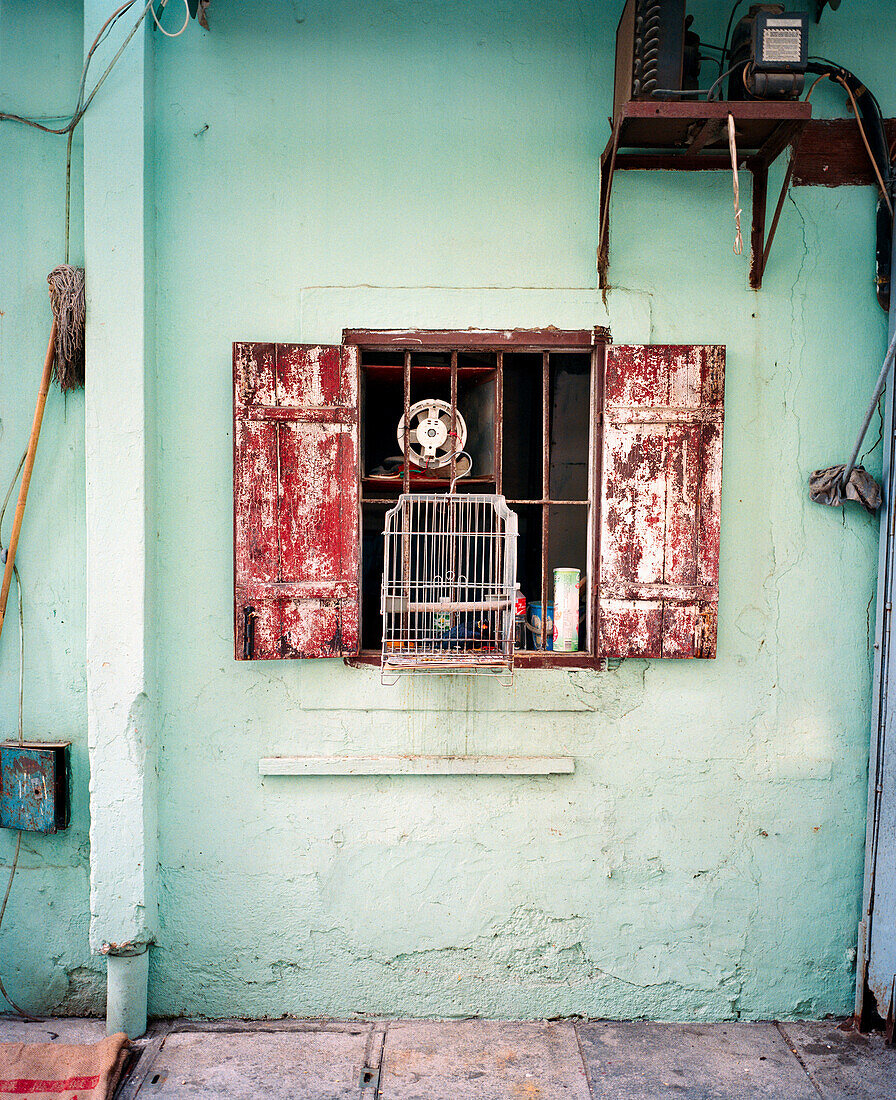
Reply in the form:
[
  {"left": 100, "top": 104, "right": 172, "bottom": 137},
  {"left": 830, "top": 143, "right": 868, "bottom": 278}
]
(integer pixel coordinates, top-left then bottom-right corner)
[
  {"left": 808, "top": 57, "right": 886, "bottom": 117},
  {"left": 807, "top": 60, "right": 892, "bottom": 182},
  {"left": 722, "top": 0, "right": 749, "bottom": 65},
  {"left": 697, "top": 45, "right": 726, "bottom": 78},
  {"left": 707, "top": 61, "right": 748, "bottom": 101}
]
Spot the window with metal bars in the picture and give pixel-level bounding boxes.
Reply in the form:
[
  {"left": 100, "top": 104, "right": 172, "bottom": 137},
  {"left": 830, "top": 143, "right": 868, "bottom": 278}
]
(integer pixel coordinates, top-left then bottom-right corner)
[{"left": 233, "top": 332, "right": 724, "bottom": 667}]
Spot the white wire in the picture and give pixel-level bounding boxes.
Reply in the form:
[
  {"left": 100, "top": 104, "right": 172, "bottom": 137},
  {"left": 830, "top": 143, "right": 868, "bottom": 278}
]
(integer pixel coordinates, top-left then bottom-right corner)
[
  {"left": 151, "top": 0, "right": 191, "bottom": 37},
  {"left": 727, "top": 113, "right": 744, "bottom": 256}
]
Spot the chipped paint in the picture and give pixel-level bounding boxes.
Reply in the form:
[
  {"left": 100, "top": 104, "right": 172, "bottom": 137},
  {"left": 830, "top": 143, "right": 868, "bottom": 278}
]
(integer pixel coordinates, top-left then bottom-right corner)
[
  {"left": 599, "top": 346, "right": 724, "bottom": 659},
  {"left": 1, "top": 0, "right": 887, "bottom": 1027},
  {"left": 234, "top": 343, "right": 360, "bottom": 659}
]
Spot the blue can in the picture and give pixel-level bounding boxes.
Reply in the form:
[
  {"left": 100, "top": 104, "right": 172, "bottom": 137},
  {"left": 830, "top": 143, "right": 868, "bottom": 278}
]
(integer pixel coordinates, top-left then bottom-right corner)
[{"left": 527, "top": 601, "right": 553, "bottom": 651}]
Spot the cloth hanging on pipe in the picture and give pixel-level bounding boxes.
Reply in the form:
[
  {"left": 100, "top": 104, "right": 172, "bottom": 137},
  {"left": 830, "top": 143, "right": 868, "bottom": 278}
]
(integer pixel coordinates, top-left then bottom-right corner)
[{"left": 809, "top": 464, "right": 881, "bottom": 514}]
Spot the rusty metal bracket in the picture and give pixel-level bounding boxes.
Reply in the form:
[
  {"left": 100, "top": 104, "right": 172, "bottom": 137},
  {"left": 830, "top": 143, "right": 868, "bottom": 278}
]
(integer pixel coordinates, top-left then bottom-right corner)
[{"left": 597, "top": 100, "right": 811, "bottom": 291}]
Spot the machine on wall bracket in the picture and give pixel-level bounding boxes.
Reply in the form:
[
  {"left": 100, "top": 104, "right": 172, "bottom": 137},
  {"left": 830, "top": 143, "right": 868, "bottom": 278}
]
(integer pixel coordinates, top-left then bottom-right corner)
[{"left": 598, "top": 98, "right": 811, "bottom": 291}]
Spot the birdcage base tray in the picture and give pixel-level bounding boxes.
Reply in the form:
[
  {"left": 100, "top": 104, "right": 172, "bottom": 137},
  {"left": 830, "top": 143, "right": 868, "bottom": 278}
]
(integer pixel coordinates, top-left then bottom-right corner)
[{"left": 381, "top": 654, "right": 514, "bottom": 685}]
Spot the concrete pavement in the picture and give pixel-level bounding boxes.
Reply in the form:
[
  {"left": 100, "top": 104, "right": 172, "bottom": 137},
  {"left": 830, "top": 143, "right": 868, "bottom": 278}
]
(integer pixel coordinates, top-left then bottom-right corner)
[{"left": 0, "top": 1016, "right": 892, "bottom": 1098}]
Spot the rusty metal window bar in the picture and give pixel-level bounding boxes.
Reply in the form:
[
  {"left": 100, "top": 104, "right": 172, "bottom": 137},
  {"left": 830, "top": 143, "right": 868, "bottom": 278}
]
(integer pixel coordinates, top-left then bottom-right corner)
[{"left": 356, "top": 338, "right": 600, "bottom": 666}]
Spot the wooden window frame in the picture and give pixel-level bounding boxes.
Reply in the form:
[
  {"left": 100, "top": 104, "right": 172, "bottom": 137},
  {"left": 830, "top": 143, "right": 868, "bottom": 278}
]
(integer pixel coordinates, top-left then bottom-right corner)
[
  {"left": 232, "top": 335, "right": 723, "bottom": 668},
  {"left": 344, "top": 327, "right": 611, "bottom": 670}
]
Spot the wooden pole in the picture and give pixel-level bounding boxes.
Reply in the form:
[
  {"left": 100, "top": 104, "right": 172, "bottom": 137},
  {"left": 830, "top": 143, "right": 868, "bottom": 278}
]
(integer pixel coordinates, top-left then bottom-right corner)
[{"left": 0, "top": 321, "right": 58, "bottom": 642}]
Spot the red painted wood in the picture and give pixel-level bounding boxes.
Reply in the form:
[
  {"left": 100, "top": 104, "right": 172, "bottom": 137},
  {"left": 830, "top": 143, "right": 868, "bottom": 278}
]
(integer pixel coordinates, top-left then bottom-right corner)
[
  {"left": 342, "top": 328, "right": 611, "bottom": 350},
  {"left": 233, "top": 342, "right": 360, "bottom": 660},
  {"left": 598, "top": 345, "right": 724, "bottom": 659},
  {"left": 792, "top": 118, "right": 896, "bottom": 188},
  {"left": 234, "top": 420, "right": 279, "bottom": 585}
]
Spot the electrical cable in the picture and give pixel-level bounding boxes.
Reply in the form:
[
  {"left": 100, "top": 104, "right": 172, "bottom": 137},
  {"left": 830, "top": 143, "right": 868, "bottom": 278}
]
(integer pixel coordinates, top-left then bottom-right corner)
[
  {"left": 721, "top": 0, "right": 749, "bottom": 65},
  {"left": 64, "top": 1, "right": 164, "bottom": 258},
  {"left": 706, "top": 60, "right": 748, "bottom": 101},
  {"left": 1, "top": 1, "right": 190, "bottom": 258},
  {"left": 809, "top": 56, "right": 885, "bottom": 117},
  {"left": 0, "top": 455, "right": 26, "bottom": 535},
  {"left": 151, "top": 0, "right": 191, "bottom": 37},
  {"left": 65, "top": 1, "right": 141, "bottom": 258},
  {"left": 835, "top": 76, "right": 894, "bottom": 217},
  {"left": 0, "top": 828, "right": 37, "bottom": 1021},
  {"left": 0, "top": 0, "right": 192, "bottom": 1022},
  {"left": 807, "top": 61, "right": 891, "bottom": 182},
  {"left": 757, "top": 74, "right": 830, "bottom": 283},
  {"left": 14, "top": 567, "right": 22, "bottom": 744},
  {"left": 651, "top": 61, "right": 747, "bottom": 101},
  {"left": 0, "top": 2, "right": 138, "bottom": 135}
]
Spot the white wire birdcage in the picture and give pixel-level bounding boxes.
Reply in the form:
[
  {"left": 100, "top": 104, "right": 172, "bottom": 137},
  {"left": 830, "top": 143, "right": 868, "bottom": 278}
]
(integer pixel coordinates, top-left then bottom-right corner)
[{"left": 380, "top": 493, "right": 519, "bottom": 684}]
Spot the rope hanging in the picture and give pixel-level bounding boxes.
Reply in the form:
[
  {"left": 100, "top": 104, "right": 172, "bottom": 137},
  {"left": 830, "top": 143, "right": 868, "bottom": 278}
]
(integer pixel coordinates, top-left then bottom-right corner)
[{"left": 727, "top": 113, "right": 744, "bottom": 256}]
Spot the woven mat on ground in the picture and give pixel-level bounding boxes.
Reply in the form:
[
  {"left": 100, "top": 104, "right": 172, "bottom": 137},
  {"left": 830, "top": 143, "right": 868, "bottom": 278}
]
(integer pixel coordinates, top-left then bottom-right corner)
[{"left": 0, "top": 1032, "right": 129, "bottom": 1099}]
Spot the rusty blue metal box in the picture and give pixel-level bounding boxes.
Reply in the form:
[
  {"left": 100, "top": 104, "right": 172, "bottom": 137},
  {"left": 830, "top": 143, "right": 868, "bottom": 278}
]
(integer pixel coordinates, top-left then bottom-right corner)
[{"left": 0, "top": 741, "right": 71, "bottom": 833}]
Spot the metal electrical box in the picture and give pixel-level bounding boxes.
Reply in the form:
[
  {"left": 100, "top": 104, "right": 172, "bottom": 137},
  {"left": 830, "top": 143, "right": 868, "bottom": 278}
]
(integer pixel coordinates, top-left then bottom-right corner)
[{"left": 0, "top": 741, "right": 71, "bottom": 833}]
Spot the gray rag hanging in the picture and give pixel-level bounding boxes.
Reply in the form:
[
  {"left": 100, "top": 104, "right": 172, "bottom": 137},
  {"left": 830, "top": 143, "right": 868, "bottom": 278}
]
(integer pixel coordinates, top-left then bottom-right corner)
[
  {"left": 810, "top": 330, "right": 896, "bottom": 516},
  {"left": 809, "top": 464, "right": 881, "bottom": 514}
]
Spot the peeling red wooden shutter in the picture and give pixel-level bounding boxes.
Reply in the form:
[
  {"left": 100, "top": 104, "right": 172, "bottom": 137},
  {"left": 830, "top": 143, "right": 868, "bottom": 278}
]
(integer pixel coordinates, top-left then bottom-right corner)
[
  {"left": 598, "top": 345, "right": 724, "bottom": 659},
  {"left": 233, "top": 342, "right": 360, "bottom": 659}
]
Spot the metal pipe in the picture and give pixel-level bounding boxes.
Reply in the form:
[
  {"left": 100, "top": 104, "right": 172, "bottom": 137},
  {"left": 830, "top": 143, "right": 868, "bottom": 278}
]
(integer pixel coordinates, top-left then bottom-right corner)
[
  {"left": 106, "top": 947, "right": 149, "bottom": 1038},
  {"left": 842, "top": 329, "right": 896, "bottom": 489},
  {"left": 856, "top": 185, "right": 896, "bottom": 1025}
]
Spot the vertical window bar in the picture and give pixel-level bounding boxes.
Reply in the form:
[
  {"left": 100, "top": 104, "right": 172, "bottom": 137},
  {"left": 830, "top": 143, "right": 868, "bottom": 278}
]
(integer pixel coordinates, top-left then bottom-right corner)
[
  {"left": 496, "top": 351, "right": 504, "bottom": 495},
  {"left": 402, "top": 497, "right": 411, "bottom": 649},
  {"left": 450, "top": 351, "right": 458, "bottom": 488},
  {"left": 414, "top": 494, "right": 421, "bottom": 652},
  {"left": 403, "top": 350, "right": 411, "bottom": 495},
  {"left": 423, "top": 495, "right": 430, "bottom": 651},
  {"left": 541, "top": 351, "right": 550, "bottom": 651}
]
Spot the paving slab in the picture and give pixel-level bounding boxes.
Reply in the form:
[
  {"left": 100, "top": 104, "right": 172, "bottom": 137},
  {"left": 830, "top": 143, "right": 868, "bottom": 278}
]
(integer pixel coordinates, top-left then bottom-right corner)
[
  {"left": 130, "top": 1025, "right": 371, "bottom": 1100},
  {"left": 379, "top": 1020, "right": 590, "bottom": 1100},
  {"left": 0, "top": 1016, "right": 107, "bottom": 1044},
  {"left": 778, "top": 1020, "right": 896, "bottom": 1100},
  {"left": 576, "top": 1021, "right": 818, "bottom": 1099}
]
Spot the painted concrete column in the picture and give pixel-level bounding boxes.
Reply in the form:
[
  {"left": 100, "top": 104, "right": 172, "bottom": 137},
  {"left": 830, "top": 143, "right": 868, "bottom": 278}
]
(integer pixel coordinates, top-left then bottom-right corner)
[{"left": 82, "top": 1, "right": 157, "bottom": 1038}]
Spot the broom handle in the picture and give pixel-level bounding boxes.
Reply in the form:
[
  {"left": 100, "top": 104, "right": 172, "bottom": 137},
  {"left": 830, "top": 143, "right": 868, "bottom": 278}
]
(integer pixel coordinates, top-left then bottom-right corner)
[{"left": 0, "top": 322, "right": 57, "bottom": 643}]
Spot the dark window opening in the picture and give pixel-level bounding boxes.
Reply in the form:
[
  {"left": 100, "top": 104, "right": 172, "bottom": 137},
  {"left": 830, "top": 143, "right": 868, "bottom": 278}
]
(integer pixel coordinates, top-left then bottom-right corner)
[{"left": 358, "top": 344, "right": 598, "bottom": 658}]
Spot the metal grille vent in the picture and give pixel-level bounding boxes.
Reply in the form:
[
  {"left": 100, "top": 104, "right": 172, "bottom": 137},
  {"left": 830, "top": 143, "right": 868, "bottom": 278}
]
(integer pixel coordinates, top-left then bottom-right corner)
[
  {"left": 380, "top": 493, "right": 519, "bottom": 684},
  {"left": 632, "top": 0, "right": 663, "bottom": 97}
]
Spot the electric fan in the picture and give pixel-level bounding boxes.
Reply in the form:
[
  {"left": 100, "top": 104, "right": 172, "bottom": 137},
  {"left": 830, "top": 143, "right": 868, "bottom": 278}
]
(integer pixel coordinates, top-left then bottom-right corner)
[{"left": 397, "top": 399, "right": 469, "bottom": 472}]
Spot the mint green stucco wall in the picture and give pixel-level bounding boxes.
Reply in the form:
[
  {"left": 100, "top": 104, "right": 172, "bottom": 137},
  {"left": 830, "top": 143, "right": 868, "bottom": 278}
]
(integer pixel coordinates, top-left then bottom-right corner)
[
  {"left": 0, "top": 1, "right": 101, "bottom": 1010},
  {"left": 0, "top": 0, "right": 892, "bottom": 1019}
]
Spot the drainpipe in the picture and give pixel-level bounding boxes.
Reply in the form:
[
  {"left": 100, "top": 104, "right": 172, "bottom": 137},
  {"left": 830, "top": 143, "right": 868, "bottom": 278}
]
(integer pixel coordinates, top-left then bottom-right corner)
[
  {"left": 105, "top": 948, "right": 150, "bottom": 1040},
  {"left": 856, "top": 193, "right": 896, "bottom": 1026},
  {"left": 83, "top": 2, "right": 157, "bottom": 1038}
]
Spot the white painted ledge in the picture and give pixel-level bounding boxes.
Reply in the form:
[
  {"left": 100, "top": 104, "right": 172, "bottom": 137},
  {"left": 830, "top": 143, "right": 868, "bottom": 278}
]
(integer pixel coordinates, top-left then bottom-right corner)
[{"left": 259, "top": 755, "right": 575, "bottom": 776}]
